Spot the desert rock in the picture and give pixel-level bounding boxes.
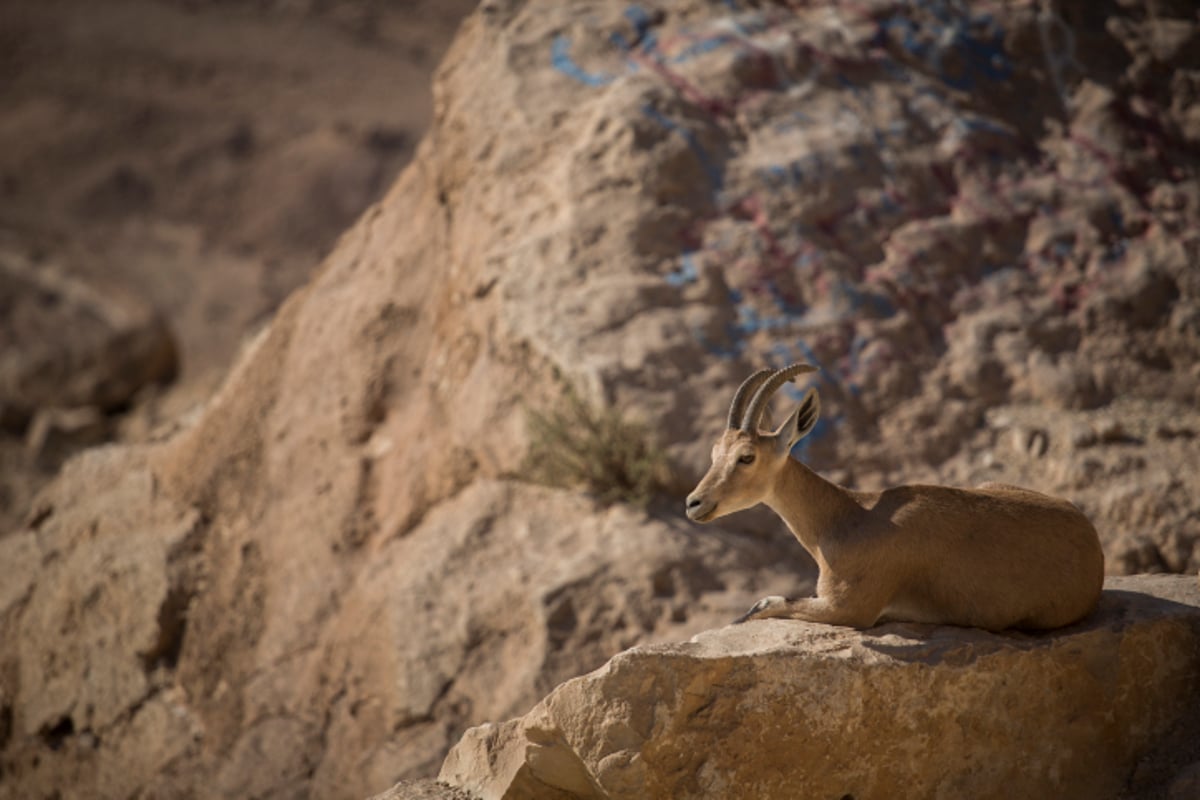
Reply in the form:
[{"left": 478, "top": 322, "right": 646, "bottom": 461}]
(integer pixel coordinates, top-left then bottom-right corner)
[
  {"left": 440, "top": 575, "right": 1200, "bottom": 800},
  {"left": 1, "top": 1, "right": 1199, "bottom": 798}
]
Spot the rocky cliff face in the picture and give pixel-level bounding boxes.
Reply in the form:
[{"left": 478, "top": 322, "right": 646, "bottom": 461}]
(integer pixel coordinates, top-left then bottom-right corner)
[{"left": 2, "top": 1, "right": 1199, "bottom": 798}]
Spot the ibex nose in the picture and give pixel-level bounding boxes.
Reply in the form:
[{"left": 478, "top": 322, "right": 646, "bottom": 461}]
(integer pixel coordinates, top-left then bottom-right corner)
[{"left": 685, "top": 494, "right": 714, "bottom": 522}]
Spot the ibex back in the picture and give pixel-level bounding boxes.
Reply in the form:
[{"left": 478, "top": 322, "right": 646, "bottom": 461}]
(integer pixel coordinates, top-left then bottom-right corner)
[{"left": 685, "top": 364, "right": 1105, "bottom": 631}]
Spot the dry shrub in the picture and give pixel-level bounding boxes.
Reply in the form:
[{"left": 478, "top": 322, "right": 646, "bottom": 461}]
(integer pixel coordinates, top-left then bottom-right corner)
[{"left": 523, "top": 389, "right": 670, "bottom": 507}]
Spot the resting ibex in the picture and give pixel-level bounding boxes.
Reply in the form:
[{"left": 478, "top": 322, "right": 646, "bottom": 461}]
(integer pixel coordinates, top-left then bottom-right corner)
[{"left": 685, "top": 363, "right": 1105, "bottom": 631}]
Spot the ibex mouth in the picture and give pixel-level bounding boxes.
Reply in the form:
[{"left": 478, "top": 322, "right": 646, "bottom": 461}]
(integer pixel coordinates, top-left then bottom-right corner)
[{"left": 685, "top": 497, "right": 716, "bottom": 522}]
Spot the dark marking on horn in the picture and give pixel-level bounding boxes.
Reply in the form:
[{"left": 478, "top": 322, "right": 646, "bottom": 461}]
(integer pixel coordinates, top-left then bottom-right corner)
[
  {"left": 726, "top": 368, "right": 774, "bottom": 430},
  {"left": 741, "top": 363, "right": 818, "bottom": 433}
]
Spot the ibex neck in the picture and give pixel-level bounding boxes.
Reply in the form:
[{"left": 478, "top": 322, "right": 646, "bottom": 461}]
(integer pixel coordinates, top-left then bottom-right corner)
[{"left": 764, "top": 458, "right": 862, "bottom": 556}]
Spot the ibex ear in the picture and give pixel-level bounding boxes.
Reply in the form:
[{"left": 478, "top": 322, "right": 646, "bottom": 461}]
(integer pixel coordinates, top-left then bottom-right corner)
[{"left": 772, "top": 388, "right": 819, "bottom": 455}]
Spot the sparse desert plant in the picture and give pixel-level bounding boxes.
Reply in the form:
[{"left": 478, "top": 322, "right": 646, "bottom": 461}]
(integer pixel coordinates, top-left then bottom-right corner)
[{"left": 523, "top": 388, "right": 670, "bottom": 507}]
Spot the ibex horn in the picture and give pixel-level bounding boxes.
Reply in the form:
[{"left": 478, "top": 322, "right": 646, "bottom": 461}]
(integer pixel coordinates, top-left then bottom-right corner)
[
  {"left": 726, "top": 368, "right": 774, "bottom": 430},
  {"left": 741, "top": 363, "right": 818, "bottom": 433}
]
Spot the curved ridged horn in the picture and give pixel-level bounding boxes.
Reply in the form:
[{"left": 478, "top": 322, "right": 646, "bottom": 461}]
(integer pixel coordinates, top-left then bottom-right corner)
[
  {"left": 726, "top": 368, "right": 774, "bottom": 430},
  {"left": 741, "top": 363, "right": 818, "bottom": 433}
]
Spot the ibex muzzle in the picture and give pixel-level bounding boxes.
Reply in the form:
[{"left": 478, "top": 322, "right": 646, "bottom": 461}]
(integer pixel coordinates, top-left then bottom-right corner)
[{"left": 686, "top": 363, "right": 1105, "bottom": 631}]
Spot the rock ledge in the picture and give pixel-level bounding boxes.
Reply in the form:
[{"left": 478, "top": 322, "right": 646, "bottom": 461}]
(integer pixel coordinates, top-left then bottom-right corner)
[{"left": 439, "top": 575, "right": 1200, "bottom": 800}]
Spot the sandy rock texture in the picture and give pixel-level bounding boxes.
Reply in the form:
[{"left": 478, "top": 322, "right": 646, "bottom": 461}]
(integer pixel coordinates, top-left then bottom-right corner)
[
  {"left": 440, "top": 575, "right": 1200, "bottom": 800},
  {"left": 1, "top": 0, "right": 1199, "bottom": 798},
  {"left": 370, "top": 780, "right": 479, "bottom": 800},
  {"left": 399, "top": 0, "right": 1200, "bottom": 569}
]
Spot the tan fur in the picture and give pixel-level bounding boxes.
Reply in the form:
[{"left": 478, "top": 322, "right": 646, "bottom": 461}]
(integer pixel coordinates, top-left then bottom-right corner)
[{"left": 686, "top": 407, "right": 1105, "bottom": 632}]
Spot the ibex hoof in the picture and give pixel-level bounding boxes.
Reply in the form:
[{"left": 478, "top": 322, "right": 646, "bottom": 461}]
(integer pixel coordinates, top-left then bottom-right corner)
[{"left": 734, "top": 595, "right": 787, "bottom": 624}]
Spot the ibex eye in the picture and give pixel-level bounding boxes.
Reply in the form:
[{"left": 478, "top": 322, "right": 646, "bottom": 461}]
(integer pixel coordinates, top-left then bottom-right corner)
[{"left": 737, "top": 453, "right": 756, "bottom": 465}]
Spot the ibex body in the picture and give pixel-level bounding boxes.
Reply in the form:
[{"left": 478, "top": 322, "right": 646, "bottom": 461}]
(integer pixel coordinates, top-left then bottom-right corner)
[{"left": 686, "top": 364, "right": 1105, "bottom": 632}]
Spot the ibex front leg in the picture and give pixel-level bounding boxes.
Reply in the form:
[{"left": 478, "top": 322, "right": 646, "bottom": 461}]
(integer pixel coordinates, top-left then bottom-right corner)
[{"left": 735, "top": 593, "right": 884, "bottom": 628}]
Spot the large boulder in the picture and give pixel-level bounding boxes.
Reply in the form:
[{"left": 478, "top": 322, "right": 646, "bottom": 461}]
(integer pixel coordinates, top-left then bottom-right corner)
[{"left": 440, "top": 575, "right": 1200, "bottom": 800}]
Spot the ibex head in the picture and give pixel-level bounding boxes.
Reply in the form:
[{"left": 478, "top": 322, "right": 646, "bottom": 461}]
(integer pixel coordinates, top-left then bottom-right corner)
[{"left": 685, "top": 363, "right": 819, "bottom": 522}]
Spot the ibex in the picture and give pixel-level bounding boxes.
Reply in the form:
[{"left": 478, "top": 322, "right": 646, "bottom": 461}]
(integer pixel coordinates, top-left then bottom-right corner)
[{"left": 686, "top": 363, "right": 1105, "bottom": 631}]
